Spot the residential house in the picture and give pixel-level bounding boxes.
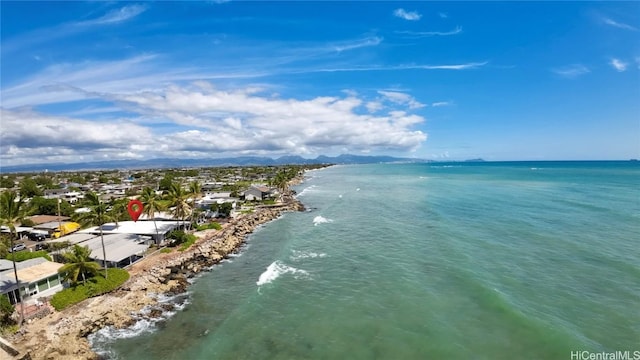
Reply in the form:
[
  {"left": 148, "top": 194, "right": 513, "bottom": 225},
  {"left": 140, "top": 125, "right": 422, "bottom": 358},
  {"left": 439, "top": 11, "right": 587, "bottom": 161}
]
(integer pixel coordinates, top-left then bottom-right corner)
[
  {"left": 243, "top": 185, "right": 273, "bottom": 201},
  {"left": 0, "top": 258, "right": 65, "bottom": 305}
]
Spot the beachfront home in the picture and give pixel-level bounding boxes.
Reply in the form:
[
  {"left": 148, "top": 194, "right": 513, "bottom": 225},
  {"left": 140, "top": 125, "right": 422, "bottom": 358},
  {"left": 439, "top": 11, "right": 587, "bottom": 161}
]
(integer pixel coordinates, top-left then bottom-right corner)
[
  {"left": 0, "top": 258, "right": 65, "bottom": 305},
  {"left": 80, "top": 220, "right": 181, "bottom": 246},
  {"left": 243, "top": 185, "right": 273, "bottom": 201}
]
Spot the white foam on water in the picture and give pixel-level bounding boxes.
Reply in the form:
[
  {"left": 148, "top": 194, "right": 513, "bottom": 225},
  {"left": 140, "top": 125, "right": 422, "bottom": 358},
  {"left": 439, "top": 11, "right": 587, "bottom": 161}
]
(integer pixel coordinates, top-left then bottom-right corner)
[
  {"left": 290, "top": 250, "right": 327, "bottom": 261},
  {"left": 256, "top": 261, "right": 309, "bottom": 286},
  {"left": 356, "top": 188, "right": 361, "bottom": 191},
  {"left": 296, "top": 185, "right": 317, "bottom": 197},
  {"left": 338, "top": 194, "right": 343, "bottom": 198},
  {"left": 313, "top": 216, "right": 333, "bottom": 226}
]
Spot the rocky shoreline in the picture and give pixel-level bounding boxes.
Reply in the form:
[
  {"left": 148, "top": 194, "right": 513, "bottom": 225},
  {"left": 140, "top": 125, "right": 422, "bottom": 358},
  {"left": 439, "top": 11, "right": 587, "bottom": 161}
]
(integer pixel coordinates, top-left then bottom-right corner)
[{"left": 8, "top": 192, "right": 305, "bottom": 360}]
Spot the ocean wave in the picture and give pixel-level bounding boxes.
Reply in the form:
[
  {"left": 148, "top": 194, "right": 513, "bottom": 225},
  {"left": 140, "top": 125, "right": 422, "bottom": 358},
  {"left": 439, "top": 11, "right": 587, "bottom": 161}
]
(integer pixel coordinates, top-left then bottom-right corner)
[
  {"left": 313, "top": 216, "right": 333, "bottom": 226},
  {"left": 356, "top": 188, "right": 361, "bottom": 191},
  {"left": 256, "top": 261, "right": 309, "bottom": 286},
  {"left": 290, "top": 250, "right": 327, "bottom": 261},
  {"left": 296, "top": 185, "right": 317, "bottom": 197}
]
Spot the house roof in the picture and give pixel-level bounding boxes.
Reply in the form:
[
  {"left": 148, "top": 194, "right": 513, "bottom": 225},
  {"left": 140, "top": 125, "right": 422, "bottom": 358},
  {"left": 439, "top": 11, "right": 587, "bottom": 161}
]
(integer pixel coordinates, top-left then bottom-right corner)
[
  {"left": 34, "top": 221, "right": 74, "bottom": 231},
  {"left": 82, "top": 233, "right": 149, "bottom": 263},
  {"left": 47, "top": 232, "right": 97, "bottom": 244},
  {"left": 28, "top": 215, "right": 71, "bottom": 225},
  {"left": 0, "top": 258, "right": 64, "bottom": 292},
  {"left": 79, "top": 220, "right": 181, "bottom": 237}
]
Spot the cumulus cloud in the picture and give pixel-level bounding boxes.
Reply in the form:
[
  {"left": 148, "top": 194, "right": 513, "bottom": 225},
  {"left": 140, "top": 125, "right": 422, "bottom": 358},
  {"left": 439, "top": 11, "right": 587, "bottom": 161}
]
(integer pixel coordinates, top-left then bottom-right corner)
[
  {"left": 609, "top": 58, "right": 628, "bottom": 72},
  {"left": 552, "top": 64, "right": 590, "bottom": 78},
  {"left": 394, "top": 8, "right": 422, "bottom": 21},
  {"left": 0, "top": 108, "right": 156, "bottom": 165},
  {"left": 1, "top": 83, "right": 428, "bottom": 165}
]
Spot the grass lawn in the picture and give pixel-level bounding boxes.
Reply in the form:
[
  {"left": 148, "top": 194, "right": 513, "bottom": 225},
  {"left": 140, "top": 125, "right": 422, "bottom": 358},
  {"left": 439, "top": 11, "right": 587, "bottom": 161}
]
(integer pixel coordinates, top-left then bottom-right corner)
[{"left": 50, "top": 268, "right": 130, "bottom": 311}]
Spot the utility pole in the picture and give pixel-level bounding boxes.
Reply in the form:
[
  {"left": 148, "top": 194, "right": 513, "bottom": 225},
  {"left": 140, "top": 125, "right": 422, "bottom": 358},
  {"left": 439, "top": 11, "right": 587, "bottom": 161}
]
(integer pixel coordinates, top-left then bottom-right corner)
[{"left": 57, "top": 198, "right": 62, "bottom": 237}]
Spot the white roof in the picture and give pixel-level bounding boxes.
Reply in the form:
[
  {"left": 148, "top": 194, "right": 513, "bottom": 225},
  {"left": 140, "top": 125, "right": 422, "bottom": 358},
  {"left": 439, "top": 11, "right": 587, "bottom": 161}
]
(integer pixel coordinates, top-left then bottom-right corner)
[
  {"left": 79, "top": 220, "right": 180, "bottom": 236},
  {"left": 83, "top": 233, "right": 149, "bottom": 263},
  {"left": 47, "top": 232, "right": 97, "bottom": 244}
]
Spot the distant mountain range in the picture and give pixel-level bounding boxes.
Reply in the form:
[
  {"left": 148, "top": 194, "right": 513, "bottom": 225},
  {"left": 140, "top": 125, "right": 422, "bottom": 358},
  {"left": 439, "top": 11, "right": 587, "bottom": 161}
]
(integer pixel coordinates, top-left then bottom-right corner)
[{"left": 1, "top": 154, "right": 430, "bottom": 173}]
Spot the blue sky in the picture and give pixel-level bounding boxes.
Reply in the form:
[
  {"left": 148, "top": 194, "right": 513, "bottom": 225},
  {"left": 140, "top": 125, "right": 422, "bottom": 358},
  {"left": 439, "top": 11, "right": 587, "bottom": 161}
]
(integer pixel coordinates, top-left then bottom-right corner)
[{"left": 1, "top": 1, "right": 639, "bottom": 166}]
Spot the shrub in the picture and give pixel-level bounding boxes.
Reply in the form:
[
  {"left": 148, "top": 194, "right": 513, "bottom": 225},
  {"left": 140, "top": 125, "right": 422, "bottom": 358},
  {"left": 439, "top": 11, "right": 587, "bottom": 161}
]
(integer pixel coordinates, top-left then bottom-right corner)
[
  {"left": 5, "top": 250, "right": 52, "bottom": 262},
  {"left": 178, "top": 234, "right": 197, "bottom": 252},
  {"left": 0, "top": 295, "right": 15, "bottom": 326},
  {"left": 160, "top": 248, "right": 173, "bottom": 254},
  {"left": 50, "top": 268, "right": 130, "bottom": 311},
  {"left": 196, "top": 222, "right": 221, "bottom": 231}
]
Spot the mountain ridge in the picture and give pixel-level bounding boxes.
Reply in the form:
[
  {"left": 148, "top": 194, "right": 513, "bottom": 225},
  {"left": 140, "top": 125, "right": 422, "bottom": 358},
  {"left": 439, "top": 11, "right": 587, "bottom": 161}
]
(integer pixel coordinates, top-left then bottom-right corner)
[{"left": 1, "top": 154, "right": 429, "bottom": 173}]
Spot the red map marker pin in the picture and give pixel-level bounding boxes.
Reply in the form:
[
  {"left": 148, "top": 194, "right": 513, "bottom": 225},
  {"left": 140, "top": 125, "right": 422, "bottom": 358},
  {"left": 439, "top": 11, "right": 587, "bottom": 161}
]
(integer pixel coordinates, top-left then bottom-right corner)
[{"left": 127, "top": 199, "right": 144, "bottom": 222}]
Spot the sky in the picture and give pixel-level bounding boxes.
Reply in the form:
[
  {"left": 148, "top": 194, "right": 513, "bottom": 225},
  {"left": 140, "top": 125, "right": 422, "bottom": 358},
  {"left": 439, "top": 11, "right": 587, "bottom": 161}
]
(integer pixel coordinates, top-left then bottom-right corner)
[{"left": 1, "top": 1, "right": 639, "bottom": 166}]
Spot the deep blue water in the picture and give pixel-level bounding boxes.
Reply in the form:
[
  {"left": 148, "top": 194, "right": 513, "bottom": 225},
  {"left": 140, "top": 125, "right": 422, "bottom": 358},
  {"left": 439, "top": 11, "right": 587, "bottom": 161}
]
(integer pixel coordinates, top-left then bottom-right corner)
[{"left": 91, "top": 161, "right": 640, "bottom": 359}]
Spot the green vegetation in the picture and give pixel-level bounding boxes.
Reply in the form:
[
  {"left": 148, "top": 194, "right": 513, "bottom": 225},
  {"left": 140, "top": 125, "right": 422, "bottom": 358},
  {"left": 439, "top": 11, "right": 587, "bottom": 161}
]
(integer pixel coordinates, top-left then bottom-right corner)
[
  {"left": 166, "top": 230, "right": 197, "bottom": 251},
  {"left": 28, "top": 196, "right": 74, "bottom": 216},
  {"left": 178, "top": 235, "right": 197, "bottom": 252},
  {"left": 58, "top": 245, "right": 101, "bottom": 284},
  {"left": 0, "top": 295, "right": 15, "bottom": 328},
  {"left": 50, "top": 268, "right": 129, "bottom": 311},
  {"left": 5, "top": 250, "right": 52, "bottom": 262},
  {"left": 196, "top": 222, "right": 222, "bottom": 231},
  {"left": 0, "top": 176, "right": 16, "bottom": 189},
  {"left": 19, "top": 178, "right": 42, "bottom": 197},
  {"left": 160, "top": 248, "right": 173, "bottom": 254},
  {"left": 0, "top": 190, "right": 27, "bottom": 324}
]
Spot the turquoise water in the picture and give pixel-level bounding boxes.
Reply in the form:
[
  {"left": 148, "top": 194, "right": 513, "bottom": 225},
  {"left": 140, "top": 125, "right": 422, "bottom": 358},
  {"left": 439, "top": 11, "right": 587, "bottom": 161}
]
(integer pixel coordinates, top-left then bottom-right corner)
[{"left": 91, "top": 162, "right": 640, "bottom": 359}]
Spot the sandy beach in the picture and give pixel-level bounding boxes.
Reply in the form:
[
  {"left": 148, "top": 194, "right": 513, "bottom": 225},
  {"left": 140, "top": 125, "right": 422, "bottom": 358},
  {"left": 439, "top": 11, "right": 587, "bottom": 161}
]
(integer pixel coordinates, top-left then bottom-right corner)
[{"left": 5, "top": 189, "right": 305, "bottom": 360}]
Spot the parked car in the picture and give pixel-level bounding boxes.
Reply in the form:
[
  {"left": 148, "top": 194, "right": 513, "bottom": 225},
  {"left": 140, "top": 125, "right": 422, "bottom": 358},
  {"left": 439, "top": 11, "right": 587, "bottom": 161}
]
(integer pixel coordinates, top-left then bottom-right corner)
[
  {"left": 27, "top": 233, "right": 47, "bottom": 242},
  {"left": 10, "top": 243, "right": 27, "bottom": 252},
  {"left": 34, "top": 243, "right": 47, "bottom": 251}
]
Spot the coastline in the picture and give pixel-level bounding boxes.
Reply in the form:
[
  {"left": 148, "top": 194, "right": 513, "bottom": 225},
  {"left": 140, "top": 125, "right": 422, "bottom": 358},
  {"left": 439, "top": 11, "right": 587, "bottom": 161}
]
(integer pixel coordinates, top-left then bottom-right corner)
[{"left": 8, "top": 180, "right": 307, "bottom": 360}]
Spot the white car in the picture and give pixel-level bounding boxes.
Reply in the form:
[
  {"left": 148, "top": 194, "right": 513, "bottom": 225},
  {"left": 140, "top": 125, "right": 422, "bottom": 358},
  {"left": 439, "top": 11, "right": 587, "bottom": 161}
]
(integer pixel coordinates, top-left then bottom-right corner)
[{"left": 10, "top": 243, "right": 27, "bottom": 252}]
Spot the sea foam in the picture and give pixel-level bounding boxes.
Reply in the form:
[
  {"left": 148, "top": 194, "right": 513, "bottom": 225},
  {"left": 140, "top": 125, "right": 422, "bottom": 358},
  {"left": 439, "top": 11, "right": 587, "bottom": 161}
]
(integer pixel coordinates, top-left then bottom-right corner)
[
  {"left": 291, "top": 250, "right": 327, "bottom": 261},
  {"left": 313, "top": 216, "right": 333, "bottom": 226},
  {"left": 257, "top": 261, "right": 309, "bottom": 286}
]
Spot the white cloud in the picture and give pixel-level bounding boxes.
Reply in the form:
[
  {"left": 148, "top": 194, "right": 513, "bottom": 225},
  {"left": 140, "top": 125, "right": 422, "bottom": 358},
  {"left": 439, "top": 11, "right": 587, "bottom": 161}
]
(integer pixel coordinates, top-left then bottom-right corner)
[
  {"left": 439, "top": 12, "right": 448, "bottom": 19},
  {"left": 1, "top": 83, "right": 429, "bottom": 166},
  {"left": 333, "top": 36, "right": 383, "bottom": 52},
  {"left": 396, "top": 27, "right": 463, "bottom": 37},
  {"left": 78, "top": 5, "right": 148, "bottom": 26},
  {"left": 431, "top": 101, "right": 452, "bottom": 107},
  {"left": 601, "top": 17, "right": 638, "bottom": 31},
  {"left": 609, "top": 58, "right": 628, "bottom": 72},
  {"left": 366, "top": 101, "right": 383, "bottom": 113},
  {"left": 377, "top": 91, "right": 425, "bottom": 109},
  {"left": 394, "top": 8, "right": 422, "bottom": 21},
  {"left": 552, "top": 64, "right": 590, "bottom": 78},
  {"left": 306, "top": 62, "right": 488, "bottom": 73}
]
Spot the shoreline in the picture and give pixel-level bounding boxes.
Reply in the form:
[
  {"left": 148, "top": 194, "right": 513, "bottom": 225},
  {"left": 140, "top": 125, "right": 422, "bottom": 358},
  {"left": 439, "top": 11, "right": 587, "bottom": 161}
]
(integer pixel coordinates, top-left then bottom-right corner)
[{"left": 8, "top": 179, "right": 307, "bottom": 360}]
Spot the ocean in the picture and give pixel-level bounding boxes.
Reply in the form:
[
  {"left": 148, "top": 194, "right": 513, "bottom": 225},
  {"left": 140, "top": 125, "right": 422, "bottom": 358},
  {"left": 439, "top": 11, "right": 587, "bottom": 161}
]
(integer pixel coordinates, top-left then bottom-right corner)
[{"left": 90, "top": 161, "right": 640, "bottom": 359}]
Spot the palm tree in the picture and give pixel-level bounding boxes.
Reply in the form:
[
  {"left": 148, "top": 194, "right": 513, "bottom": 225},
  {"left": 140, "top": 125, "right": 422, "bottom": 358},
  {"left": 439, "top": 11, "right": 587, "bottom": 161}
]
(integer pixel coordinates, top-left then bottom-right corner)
[
  {"left": 140, "top": 187, "right": 164, "bottom": 244},
  {"left": 58, "top": 245, "right": 101, "bottom": 284},
  {"left": 166, "top": 182, "right": 191, "bottom": 230},
  {"left": 75, "top": 192, "right": 112, "bottom": 278},
  {"left": 188, "top": 181, "right": 202, "bottom": 230},
  {"left": 0, "top": 191, "right": 26, "bottom": 324},
  {"left": 109, "top": 199, "right": 128, "bottom": 228}
]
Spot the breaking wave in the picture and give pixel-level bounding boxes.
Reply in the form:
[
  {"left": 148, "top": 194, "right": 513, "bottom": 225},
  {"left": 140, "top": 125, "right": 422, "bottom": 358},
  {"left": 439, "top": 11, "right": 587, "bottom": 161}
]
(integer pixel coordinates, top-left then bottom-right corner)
[
  {"left": 256, "top": 261, "right": 309, "bottom": 286},
  {"left": 313, "top": 216, "right": 333, "bottom": 226}
]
